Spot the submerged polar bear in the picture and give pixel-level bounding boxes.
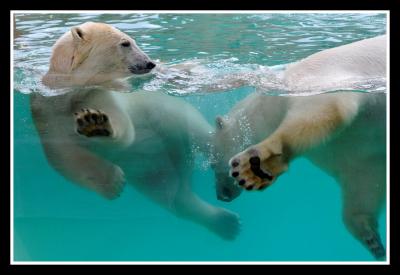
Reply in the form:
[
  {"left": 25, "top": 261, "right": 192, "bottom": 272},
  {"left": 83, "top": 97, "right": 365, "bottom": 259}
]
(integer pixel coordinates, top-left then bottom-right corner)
[
  {"left": 31, "top": 22, "right": 240, "bottom": 240},
  {"left": 212, "top": 35, "right": 387, "bottom": 259}
]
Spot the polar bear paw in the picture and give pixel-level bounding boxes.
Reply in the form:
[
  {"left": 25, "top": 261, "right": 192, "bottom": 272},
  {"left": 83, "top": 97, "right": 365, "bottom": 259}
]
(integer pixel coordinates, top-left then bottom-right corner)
[
  {"left": 363, "top": 232, "right": 386, "bottom": 260},
  {"left": 209, "top": 209, "right": 241, "bottom": 240},
  {"left": 228, "top": 141, "right": 288, "bottom": 191},
  {"left": 74, "top": 108, "right": 113, "bottom": 138},
  {"left": 85, "top": 164, "right": 126, "bottom": 200}
]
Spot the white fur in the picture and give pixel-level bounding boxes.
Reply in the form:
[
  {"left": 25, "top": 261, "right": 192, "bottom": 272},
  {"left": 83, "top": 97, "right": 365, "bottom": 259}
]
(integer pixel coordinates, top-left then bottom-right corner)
[
  {"left": 32, "top": 22, "right": 241, "bottom": 240},
  {"left": 213, "top": 35, "right": 387, "bottom": 259},
  {"left": 284, "top": 35, "right": 386, "bottom": 91},
  {"left": 42, "top": 22, "right": 154, "bottom": 89}
]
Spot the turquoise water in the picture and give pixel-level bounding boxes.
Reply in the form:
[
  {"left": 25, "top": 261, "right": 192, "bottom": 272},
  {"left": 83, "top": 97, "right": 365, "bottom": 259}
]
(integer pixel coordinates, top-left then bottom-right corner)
[{"left": 13, "top": 13, "right": 387, "bottom": 262}]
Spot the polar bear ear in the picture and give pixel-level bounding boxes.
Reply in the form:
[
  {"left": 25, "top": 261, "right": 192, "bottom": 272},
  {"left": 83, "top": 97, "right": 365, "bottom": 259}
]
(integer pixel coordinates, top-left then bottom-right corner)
[
  {"left": 215, "top": 116, "right": 225, "bottom": 130},
  {"left": 71, "top": 26, "right": 85, "bottom": 43}
]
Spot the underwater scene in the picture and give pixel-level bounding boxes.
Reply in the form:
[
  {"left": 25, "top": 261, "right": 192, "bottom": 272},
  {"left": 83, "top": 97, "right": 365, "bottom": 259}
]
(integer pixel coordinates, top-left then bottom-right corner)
[{"left": 13, "top": 12, "right": 387, "bottom": 262}]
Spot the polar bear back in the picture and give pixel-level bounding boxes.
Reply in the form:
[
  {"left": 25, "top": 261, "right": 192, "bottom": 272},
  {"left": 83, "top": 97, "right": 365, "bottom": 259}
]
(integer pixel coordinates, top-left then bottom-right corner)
[{"left": 283, "top": 35, "right": 386, "bottom": 90}]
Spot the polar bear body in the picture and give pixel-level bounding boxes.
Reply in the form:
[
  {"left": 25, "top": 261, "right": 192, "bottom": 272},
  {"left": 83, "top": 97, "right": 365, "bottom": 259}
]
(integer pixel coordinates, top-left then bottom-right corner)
[
  {"left": 213, "top": 35, "right": 387, "bottom": 259},
  {"left": 32, "top": 90, "right": 194, "bottom": 203},
  {"left": 31, "top": 22, "right": 240, "bottom": 240}
]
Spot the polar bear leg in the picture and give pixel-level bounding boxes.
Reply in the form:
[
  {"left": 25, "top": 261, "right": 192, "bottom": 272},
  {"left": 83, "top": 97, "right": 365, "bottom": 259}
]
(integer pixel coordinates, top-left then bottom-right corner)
[
  {"left": 41, "top": 142, "right": 126, "bottom": 199},
  {"left": 172, "top": 190, "right": 241, "bottom": 240},
  {"left": 341, "top": 172, "right": 386, "bottom": 260},
  {"left": 229, "top": 93, "right": 361, "bottom": 190},
  {"left": 343, "top": 212, "right": 385, "bottom": 260},
  {"left": 71, "top": 90, "right": 135, "bottom": 148},
  {"left": 31, "top": 94, "right": 126, "bottom": 199}
]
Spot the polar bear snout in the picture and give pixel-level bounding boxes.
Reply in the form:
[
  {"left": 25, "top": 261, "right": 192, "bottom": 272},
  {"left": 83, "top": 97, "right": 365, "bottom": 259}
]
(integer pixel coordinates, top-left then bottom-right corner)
[
  {"left": 216, "top": 175, "right": 243, "bottom": 202},
  {"left": 217, "top": 186, "right": 242, "bottom": 202},
  {"left": 217, "top": 186, "right": 232, "bottom": 201},
  {"left": 128, "top": 61, "right": 156, "bottom": 74},
  {"left": 146, "top": 61, "right": 156, "bottom": 70}
]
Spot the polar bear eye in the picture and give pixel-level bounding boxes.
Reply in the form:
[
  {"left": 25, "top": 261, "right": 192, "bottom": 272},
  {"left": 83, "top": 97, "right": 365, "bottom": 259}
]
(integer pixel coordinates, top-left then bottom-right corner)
[{"left": 121, "top": 41, "right": 131, "bottom": 47}]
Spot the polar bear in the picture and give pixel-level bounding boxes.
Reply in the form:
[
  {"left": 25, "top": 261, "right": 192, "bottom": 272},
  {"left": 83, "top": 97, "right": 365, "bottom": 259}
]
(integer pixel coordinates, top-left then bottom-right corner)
[
  {"left": 212, "top": 35, "right": 387, "bottom": 259},
  {"left": 31, "top": 22, "right": 240, "bottom": 240}
]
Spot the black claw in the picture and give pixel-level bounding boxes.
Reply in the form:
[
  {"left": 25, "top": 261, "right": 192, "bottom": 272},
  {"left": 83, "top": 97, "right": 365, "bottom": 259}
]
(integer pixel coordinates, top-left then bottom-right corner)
[
  {"left": 238, "top": 179, "right": 246, "bottom": 186},
  {"left": 258, "top": 184, "right": 268, "bottom": 190},
  {"left": 231, "top": 172, "right": 239, "bottom": 177},
  {"left": 246, "top": 185, "right": 254, "bottom": 190},
  {"left": 102, "top": 115, "right": 108, "bottom": 122}
]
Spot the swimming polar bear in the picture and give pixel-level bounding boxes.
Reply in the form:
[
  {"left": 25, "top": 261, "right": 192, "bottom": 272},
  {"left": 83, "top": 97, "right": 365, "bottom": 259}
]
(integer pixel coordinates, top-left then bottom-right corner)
[
  {"left": 31, "top": 22, "right": 240, "bottom": 240},
  {"left": 212, "top": 35, "right": 387, "bottom": 259}
]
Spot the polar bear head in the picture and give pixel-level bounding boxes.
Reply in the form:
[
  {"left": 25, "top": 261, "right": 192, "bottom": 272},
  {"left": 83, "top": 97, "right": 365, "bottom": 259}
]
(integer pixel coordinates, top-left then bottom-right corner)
[
  {"left": 42, "top": 22, "right": 156, "bottom": 88},
  {"left": 212, "top": 116, "right": 243, "bottom": 202}
]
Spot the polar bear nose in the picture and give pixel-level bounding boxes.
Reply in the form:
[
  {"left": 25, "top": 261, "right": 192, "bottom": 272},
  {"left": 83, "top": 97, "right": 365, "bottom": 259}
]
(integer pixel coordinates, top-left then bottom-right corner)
[
  {"left": 217, "top": 193, "right": 232, "bottom": 202},
  {"left": 217, "top": 186, "right": 241, "bottom": 202},
  {"left": 146, "top": 61, "right": 156, "bottom": 70}
]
